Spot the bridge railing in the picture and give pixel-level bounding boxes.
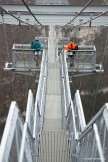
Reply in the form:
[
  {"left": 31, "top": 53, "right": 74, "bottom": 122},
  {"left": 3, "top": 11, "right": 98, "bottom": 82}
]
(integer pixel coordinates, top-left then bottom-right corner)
[
  {"left": 19, "top": 89, "right": 36, "bottom": 162},
  {"left": 12, "top": 44, "right": 44, "bottom": 71},
  {"left": 73, "top": 90, "right": 86, "bottom": 133},
  {"left": 26, "top": 89, "right": 35, "bottom": 135},
  {"left": 72, "top": 103, "right": 108, "bottom": 162},
  {"left": 60, "top": 50, "right": 86, "bottom": 144},
  {"left": 66, "top": 45, "right": 96, "bottom": 71},
  {"left": 0, "top": 91, "right": 36, "bottom": 162},
  {"left": 60, "top": 49, "right": 108, "bottom": 162},
  {"left": 0, "top": 102, "right": 24, "bottom": 162},
  {"left": 0, "top": 49, "right": 47, "bottom": 162},
  {"left": 19, "top": 122, "right": 35, "bottom": 162},
  {"left": 33, "top": 49, "right": 47, "bottom": 159}
]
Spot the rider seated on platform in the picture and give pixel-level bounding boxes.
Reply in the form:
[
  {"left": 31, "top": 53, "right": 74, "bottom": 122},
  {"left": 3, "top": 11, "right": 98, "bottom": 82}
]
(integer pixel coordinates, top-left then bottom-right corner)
[
  {"left": 31, "top": 37, "right": 43, "bottom": 66},
  {"left": 65, "top": 39, "right": 78, "bottom": 67}
]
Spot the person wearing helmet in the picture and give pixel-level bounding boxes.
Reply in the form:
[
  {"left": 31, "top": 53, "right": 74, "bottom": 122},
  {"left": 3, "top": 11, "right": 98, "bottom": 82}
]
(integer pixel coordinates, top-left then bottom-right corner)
[
  {"left": 31, "top": 37, "right": 43, "bottom": 51},
  {"left": 65, "top": 39, "right": 78, "bottom": 67},
  {"left": 31, "top": 37, "right": 43, "bottom": 66}
]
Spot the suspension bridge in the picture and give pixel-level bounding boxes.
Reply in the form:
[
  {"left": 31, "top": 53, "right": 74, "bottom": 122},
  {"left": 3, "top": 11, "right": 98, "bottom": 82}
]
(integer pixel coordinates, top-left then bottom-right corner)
[{"left": 0, "top": 0, "right": 108, "bottom": 162}]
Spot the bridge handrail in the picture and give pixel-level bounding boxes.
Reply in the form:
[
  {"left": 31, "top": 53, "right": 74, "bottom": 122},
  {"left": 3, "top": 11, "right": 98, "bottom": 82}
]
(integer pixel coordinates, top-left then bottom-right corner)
[
  {"left": 60, "top": 49, "right": 87, "bottom": 143},
  {"left": 19, "top": 122, "right": 35, "bottom": 162},
  {"left": 73, "top": 90, "right": 86, "bottom": 132},
  {"left": 0, "top": 102, "right": 24, "bottom": 162},
  {"left": 80, "top": 103, "right": 108, "bottom": 136},
  {"left": 33, "top": 49, "right": 47, "bottom": 138},
  {"left": 72, "top": 123, "right": 105, "bottom": 162},
  {"left": 25, "top": 89, "right": 35, "bottom": 135},
  {"left": 71, "top": 103, "right": 108, "bottom": 161},
  {"left": 60, "top": 50, "right": 77, "bottom": 140},
  {"left": 12, "top": 43, "right": 44, "bottom": 50}
]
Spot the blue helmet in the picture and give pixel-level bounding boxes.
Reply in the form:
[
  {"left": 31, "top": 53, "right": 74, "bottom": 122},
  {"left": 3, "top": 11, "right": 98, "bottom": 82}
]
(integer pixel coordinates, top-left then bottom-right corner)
[{"left": 35, "top": 37, "right": 39, "bottom": 41}]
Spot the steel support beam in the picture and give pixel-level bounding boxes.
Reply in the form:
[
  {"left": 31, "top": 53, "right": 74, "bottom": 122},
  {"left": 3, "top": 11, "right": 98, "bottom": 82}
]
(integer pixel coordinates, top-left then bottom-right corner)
[
  {"left": 1, "top": 4, "right": 108, "bottom": 26},
  {"left": 0, "top": 14, "right": 108, "bottom": 26},
  {"left": 2, "top": 4, "right": 108, "bottom": 13}
]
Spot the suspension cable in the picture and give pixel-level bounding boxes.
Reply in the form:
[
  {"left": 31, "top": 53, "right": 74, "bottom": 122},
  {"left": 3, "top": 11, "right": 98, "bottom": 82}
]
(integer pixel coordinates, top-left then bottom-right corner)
[
  {"left": 1, "top": 7, "right": 10, "bottom": 63},
  {"left": 27, "top": 19, "right": 32, "bottom": 43},
  {"left": 19, "top": 22, "right": 29, "bottom": 94},
  {"left": 64, "top": 0, "right": 94, "bottom": 27},
  {"left": 21, "top": 0, "right": 44, "bottom": 27},
  {"left": 1, "top": 7, "right": 28, "bottom": 25},
  {"left": 0, "top": 7, "right": 37, "bottom": 32},
  {"left": 1, "top": 1, "right": 15, "bottom": 100},
  {"left": 81, "top": 10, "right": 108, "bottom": 26},
  {"left": 91, "top": 28, "right": 108, "bottom": 118}
]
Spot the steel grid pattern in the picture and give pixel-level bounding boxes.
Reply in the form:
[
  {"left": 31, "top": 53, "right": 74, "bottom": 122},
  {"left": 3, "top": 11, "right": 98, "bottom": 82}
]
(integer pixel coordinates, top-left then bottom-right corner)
[
  {"left": 67, "top": 45, "right": 96, "bottom": 70},
  {"left": 77, "top": 126, "right": 100, "bottom": 162},
  {"left": 33, "top": 50, "right": 47, "bottom": 160},
  {"left": 60, "top": 49, "right": 108, "bottom": 162},
  {"left": 38, "top": 130, "right": 69, "bottom": 162},
  {"left": 12, "top": 44, "right": 43, "bottom": 70},
  {"left": 94, "top": 111, "right": 108, "bottom": 161},
  {"left": 70, "top": 105, "right": 108, "bottom": 162},
  {"left": 43, "top": 25, "right": 62, "bottom": 131}
]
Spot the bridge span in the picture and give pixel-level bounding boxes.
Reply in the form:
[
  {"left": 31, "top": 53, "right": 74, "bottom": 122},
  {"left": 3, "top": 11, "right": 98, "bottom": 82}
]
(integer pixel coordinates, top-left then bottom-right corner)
[{"left": 0, "top": 25, "right": 108, "bottom": 162}]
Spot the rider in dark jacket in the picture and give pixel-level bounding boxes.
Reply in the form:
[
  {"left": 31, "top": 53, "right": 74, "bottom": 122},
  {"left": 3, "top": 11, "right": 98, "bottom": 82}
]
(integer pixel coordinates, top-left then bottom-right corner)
[{"left": 31, "top": 37, "right": 43, "bottom": 51}]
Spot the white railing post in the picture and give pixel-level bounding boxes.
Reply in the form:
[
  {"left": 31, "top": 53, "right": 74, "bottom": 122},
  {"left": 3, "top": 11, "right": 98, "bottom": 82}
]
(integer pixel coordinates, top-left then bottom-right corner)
[
  {"left": 26, "top": 89, "right": 34, "bottom": 134},
  {"left": 0, "top": 102, "right": 23, "bottom": 162},
  {"left": 93, "top": 124, "right": 105, "bottom": 162},
  {"left": 75, "top": 90, "right": 86, "bottom": 131}
]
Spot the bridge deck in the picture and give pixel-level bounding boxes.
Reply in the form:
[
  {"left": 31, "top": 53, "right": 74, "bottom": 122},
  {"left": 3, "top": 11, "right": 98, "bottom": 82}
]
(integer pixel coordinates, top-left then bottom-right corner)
[
  {"left": 43, "top": 26, "right": 62, "bottom": 130},
  {"left": 39, "top": 130, "right": 69, "bottom": 162}
]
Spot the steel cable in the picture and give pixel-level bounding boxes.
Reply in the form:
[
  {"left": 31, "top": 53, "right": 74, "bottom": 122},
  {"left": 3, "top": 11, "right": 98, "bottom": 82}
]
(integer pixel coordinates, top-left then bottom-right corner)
[
  {"left": 21, "top": 0, "right": 44, "bottom": 27},
  {"left": 1, "top": 6, "right": 10, "bottom": 63},
  {"left": 0, "top": 6, "right": 38, "bottom": 32},
  {"left": 64, "top": 0, "right": 94, "bottom": 27},
  {"left": 1, "top": 0, "right": 15, "bottom": 99},
  {"left": 19, "top": 23, "right": 29, "bottom": 94}
]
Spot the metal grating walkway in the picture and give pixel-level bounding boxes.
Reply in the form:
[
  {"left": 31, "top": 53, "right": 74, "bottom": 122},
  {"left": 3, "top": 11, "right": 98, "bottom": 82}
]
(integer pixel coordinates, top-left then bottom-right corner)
[
  {"left": 43, "top": 25, "right": 62, "bottom": 130},
  {"left": 38, "top": 130, "right": 69, "bottom": 162}
]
